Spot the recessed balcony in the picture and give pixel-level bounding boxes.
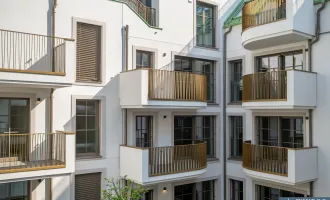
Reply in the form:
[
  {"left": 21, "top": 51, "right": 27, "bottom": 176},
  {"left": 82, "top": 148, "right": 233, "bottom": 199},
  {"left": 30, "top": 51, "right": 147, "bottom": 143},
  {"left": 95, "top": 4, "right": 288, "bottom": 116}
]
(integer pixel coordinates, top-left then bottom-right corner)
[
  {"left": 120, "top": 69, "right": 207, "bottom": 109},
  {"left": 242, "top": 70, "right": 317, "bottom": 109},
  {"left": 242, "top": 0, "right": 315, "bottom": 50},
  {"left": 242, "top": 141, "right": 318, "bottom": 185},
  {"left": 0, "top": 131, "right": 75, "bottom": 181},
  {"left": 120, "top": 141, "right": 207, "bottom": 185},
  {"left": 0, "top": 29, "right": 74, "bottom": 88}
]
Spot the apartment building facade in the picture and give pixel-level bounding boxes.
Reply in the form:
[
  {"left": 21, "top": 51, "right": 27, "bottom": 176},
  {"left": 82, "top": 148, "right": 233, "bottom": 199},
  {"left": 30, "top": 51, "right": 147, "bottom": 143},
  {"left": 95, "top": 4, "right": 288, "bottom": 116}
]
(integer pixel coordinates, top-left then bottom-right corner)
[{"left": 0, "top": 0, "right": 329, "bottom": 199}]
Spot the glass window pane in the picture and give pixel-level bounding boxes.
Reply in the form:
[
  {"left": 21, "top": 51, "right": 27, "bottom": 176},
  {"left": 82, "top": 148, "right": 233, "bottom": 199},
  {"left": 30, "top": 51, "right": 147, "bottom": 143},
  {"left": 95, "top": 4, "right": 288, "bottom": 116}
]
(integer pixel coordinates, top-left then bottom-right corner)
[
  {"left": 269, "top": 56, "right": 278, "bottom": 69},
  {"left": 87, "top": 130, "right": 98, "bottom": 153},
  {"left": 197, "top": 27, "right": 203, "bottom": 45},
  {"left": 11, "top": 181, "right": 27, "bottom": 197},
  {"left": 76, "top": 116, "right": 86, "bottom": 130},
  {"left": 87, "top": 101, "right": 96, "bottom": 115},
  {"left": 203, "top": 28, "right": 213, "bottom": 46},
  {"left": 87, "top": 116, "right": 96, "bottom": 129},
  {"left": 197, "top": 15, "right": 203, "bottom": 27},
  {"left": 285, "top": 55, "right": 293, "bottom": 68},
  {"left": 0, "top": 183, "right": 9, "bottom": 198},
  {"left": 196, "top": 4, "right": 203, "bottom": 15},
  {"left": 204, "top": 7, "right": 213, "bottom": 18},
  {"left": 76, "top": 101, "right": 86, "bottom": 115},
  {"left": 0, "top": 99, "right": 9, "bottom": 115},
  {"left": 294, "top": 53, "right": 303, "bottom": 69},
  {"left": 76, "top": 131, "right": 86, "bottom": 153},
  {"left": 0, "top": 116, "right": 9, "bottom": 133},
  {"left": 136, "top": 51, "right": 142, "bottom": 67},
  {"left": 142, "top": 53, "right": 150, "bottom": 68}
]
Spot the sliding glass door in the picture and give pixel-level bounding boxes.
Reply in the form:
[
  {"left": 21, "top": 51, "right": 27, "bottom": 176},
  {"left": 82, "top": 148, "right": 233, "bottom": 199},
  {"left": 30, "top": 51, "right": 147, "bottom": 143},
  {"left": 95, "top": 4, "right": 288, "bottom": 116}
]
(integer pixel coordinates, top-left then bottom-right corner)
[{"left": 0, "top": 98, "right": 29, "bottom": 159}]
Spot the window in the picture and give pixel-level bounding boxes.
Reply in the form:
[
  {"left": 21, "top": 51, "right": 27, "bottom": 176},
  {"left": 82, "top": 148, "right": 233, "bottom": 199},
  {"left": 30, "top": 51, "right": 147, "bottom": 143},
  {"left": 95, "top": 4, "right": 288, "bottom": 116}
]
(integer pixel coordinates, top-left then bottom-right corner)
[
  {"left": 174, "top": 116, "right": 216, "bottom": 158},
  {"left": 174, "top": 56, "right": 216, "bottom": 103},
  {"left": 75, "top": 173, "right": 101, "bottom": 200},
  {"left": 174, "top": 180, "right": 215, "bottom": 200},
  {"left": 257, "top": 116, "right": 303, "bottom": 148},
  {"left": 256, "top": 51, "right": 304, "bottom": 72},
  {"left": 196, "top": 2, "right": 215, "bottom": 47},
  {"left": 136, "top": 116, "right": 153, "bottom": 148},
  {"left": 76, "top": 100, "right": 100, "bottom": 156},
  {"left": 230, "top": 116, "right": 243, "bottom": 158},
  {"left": 136, "top": 50, "right": 153, "bottom": 69},
  {"left": 230, "top": 60, "right": 243, "bottom": 102},
  {"left": 140, "top": 190, "right": 153, "bottom": 200},
  {"left": 255, "top": 185, "right": 304, "bottom": 200},
  {"left": 230, "top": 179, "right": 243, "bottom": 200},
  {"left": 76, "top": 22, "right": 101, "bottom": 82},
  {"left": 0, "top": 181, "right": 29, "bottom": 200}
]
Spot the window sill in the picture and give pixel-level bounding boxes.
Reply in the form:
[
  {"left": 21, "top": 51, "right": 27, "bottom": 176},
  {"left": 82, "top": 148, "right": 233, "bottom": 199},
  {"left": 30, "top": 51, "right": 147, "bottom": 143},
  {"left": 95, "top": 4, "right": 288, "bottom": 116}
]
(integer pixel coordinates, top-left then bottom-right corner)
[
  {"left": 207, "top": 157, "right": 220, "bottom": 163},
  {"left": 207, "top": 103, "right": 219, "bottom": 106},
  {"left": 196, "top": 45, "right": 219, "bottom": 51},
  {"left": 227, "top": 157, "right": 242, "bottom": 163},
  {"left": 76, "top": 155, "right": 103, "bottom": 161},
  {"left": 227, "top": 102, "right": 242, "bottom": 106}
]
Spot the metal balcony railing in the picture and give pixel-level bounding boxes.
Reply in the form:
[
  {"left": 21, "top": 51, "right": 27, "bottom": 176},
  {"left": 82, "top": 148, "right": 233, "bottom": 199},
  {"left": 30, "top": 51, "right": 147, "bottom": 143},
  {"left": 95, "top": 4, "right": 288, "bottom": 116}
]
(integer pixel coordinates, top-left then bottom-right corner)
[
  {"left": 0, "top": 131, "right": 69, "bottom": 174},
  {"left": 0, "top": 29, "right": 73, "bottom": 75}
]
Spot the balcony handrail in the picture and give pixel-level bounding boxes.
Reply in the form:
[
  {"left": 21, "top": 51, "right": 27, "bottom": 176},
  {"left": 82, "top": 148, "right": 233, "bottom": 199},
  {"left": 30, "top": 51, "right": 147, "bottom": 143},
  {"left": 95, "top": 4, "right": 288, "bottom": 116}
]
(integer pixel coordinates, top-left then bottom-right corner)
[
  {"left": 113, "top": 0, "right": 157, "bottom": 27},
  {"left": 242, "top": 70, "right": 287, "bottom": 101},
  {"left": 0, "top": 29, "right": 73, "bottom": 75},
  {"left": 121, "top": 141, "right": 207, "bottom": 176},
  {"left": 0, "top": 131, "right": 69, "bottom": 174},
  {"left": 242, "top": 141, "right": 288, "bottom": 176},
  {"left": 242, "top": 0, "right": 287, "bottom": 31},
  {"left": 148, "top": 69, "right": 208, "bottom": 102}
]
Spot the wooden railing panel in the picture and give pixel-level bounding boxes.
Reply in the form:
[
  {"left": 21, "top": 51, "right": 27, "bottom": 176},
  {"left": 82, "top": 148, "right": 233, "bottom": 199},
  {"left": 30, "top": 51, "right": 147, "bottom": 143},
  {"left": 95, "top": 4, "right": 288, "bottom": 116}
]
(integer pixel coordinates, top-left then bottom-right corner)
[
  {"left": 242, "top": 0, "right": 286, "bottom": 31},
  {"left": 0, "top": 29, "right": 68, "bottom": 74},
  {"left": 149, "top": 141, "right": 207, "bottom": 176},
  {"left": 242, "top": 70, "right": 287, "bottom": 101},
  {"left": 243, "top": 141, "right": 288, "bottom": 176},
  {"left": 148, "top": 70, "right": 207, "bottom": 102},
  {"left": 0, "top": 132, "right": 66, "bottom": 173}
]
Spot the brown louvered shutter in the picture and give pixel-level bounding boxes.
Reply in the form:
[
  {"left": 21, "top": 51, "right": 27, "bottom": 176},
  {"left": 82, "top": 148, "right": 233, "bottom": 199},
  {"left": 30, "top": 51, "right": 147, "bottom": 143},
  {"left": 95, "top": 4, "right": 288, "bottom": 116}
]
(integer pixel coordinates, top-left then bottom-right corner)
[
  {"left": 75, "top": 173, "right": 101, "bottom": 200},
  {"left": 76, "top": 22, "right": 101, "bottom": 82}
]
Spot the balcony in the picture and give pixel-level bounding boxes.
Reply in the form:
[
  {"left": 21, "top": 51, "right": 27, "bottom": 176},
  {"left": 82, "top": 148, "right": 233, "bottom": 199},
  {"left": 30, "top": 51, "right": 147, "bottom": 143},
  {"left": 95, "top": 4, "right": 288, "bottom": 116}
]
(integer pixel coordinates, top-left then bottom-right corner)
[
  {"left": 0, "top": 131, "right": 75, "bottom": 181},
  {"left": 111, "top": 0, "right": 157, "bottom": 27},
  {"left": 242, "top": 0, "right": 315, "bottom": 50},
  {"left": 242, "top": 141, "right": 318, "bottom": 185},
  {"left": 242, "top": 70, "right": 317, "bottom": 109},
  {"left": 120, "top": 69, "right": 207, "bottom": 109},
  {"left": 120, "top": 141, "right": 207, "bottom": 185},
  {"left": 0, "top": 29, "right": 74, "bottom": 88}
]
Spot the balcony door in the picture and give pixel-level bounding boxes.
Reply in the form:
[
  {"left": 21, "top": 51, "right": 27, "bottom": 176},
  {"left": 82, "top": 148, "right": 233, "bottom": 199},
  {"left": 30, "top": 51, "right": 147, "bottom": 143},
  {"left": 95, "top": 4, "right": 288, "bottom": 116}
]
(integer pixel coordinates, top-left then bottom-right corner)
[
  {"left": 0, "top": 99, "right": 29, "bottom": 163},
  {"left": 136, "top": 116, "right": 153, "bottom": 148},
  {"left": 257, "top": 116, "right": 304, "bottom": 148}
]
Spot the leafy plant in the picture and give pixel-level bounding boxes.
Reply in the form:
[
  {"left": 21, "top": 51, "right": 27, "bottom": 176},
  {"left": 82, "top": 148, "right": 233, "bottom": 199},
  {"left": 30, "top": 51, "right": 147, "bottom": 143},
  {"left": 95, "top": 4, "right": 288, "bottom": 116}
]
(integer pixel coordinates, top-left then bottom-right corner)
[{"left": 102, "top": 177, "right": 148, "bottom": 200}]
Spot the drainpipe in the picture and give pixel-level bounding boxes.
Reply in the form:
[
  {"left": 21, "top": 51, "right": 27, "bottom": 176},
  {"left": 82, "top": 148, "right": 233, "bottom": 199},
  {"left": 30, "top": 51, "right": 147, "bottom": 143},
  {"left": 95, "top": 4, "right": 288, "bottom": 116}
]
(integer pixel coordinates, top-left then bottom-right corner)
[
  {"left": 307, "top": 0, "right": 327, "bottom": 197},
  {"left": 124, "top": 25, "right": 129, "bottom": 145},
  {"left": 222, "top": 25, "right": 232, "bottom": 200},
  {"left": 50, "top": 0, "right": 57, "bottom": 199}
]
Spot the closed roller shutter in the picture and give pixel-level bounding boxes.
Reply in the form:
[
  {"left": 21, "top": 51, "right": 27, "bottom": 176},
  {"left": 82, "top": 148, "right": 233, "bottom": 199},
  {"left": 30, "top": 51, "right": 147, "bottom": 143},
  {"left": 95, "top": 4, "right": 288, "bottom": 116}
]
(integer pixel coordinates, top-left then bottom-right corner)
[
  {"left": 76, "top": 22, "right": 101, "bottom": 82},
  {"left": 75, "top": 173, "right": 101, "bottom": 200}
]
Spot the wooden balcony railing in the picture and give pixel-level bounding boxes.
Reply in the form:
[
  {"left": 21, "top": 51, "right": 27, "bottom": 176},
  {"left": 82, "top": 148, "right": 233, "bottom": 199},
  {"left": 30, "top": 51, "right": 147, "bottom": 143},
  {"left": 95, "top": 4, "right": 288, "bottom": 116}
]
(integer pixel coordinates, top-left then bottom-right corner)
[
  {"left": 115, "top": 0, "right": 157, "bottom": 27},
  {"left": 242, "top": 0, "right": 286, "bottom": 31},
  {"left": 0, "top": 29, "right": 73, "bottom": 75},
  {"left": 149, "top": 141, "right": 207, "bottom": 176},
  {"left": 0, "top": 131, "right": 69, "bottom": 174},
  {"left": 148, "top": 69, "right": 207, "bottom": 102},
  {"left": 243, "top": 141, "right": 288, "bottom": 176},
  {"left": 242, "top": 70, "right": 287, "bottom": 101}
]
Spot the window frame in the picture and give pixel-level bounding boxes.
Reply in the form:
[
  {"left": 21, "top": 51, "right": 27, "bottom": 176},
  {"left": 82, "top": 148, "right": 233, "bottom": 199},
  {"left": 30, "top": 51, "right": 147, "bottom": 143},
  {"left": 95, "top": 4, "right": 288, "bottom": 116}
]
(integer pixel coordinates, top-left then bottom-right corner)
[
  {"left": 257, "top": 116, "right": 304, "bottom": 148},
  {"left": 230, "top": 179, "right": 244, "bottom": 200},
  {"left": 136, "top": 50, "right": 154, "bottom": 69},
  {"left": 196, "top": 1, "right": 216, "bottom": 48},
  {"left": 255, "top": 184, "right": 304, "bottom": 200},
  {"left": 135, "top": 116, "right": 153, "bottom": 148},
  {"left": 174, "top": 116, "right": 216, "bottom": 158},
  {"left": 75, "top": 100, "right": 100, "bottom": 157},
  {"left": 0, "top": 181, "right": 29, "bottom": 200},
  {"left": 174, "top": 180, "right": 216, "bottom": 200},
  {"left": 230, "top": 60, "right": 243, "bottom": 103},
  {"left": 230, "top": 116, "right": 243, "bottom": 158},
  {"left": 174, "top": 56, "right": 216, "bottom": 103},
  {"left": 256, "top": 50, "right": 304, "bottom": 72}
]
